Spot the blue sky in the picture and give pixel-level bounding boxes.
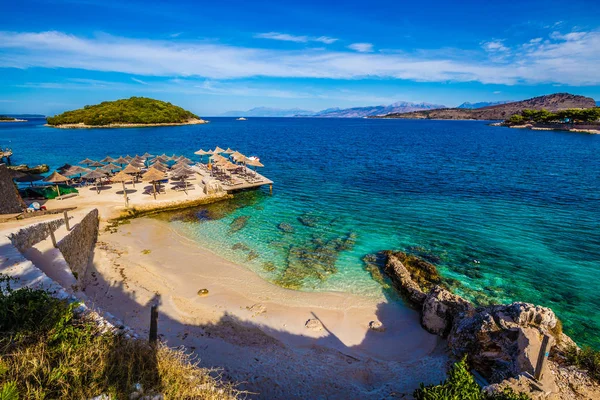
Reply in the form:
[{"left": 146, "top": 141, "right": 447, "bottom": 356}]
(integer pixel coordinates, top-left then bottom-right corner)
[{"left": 1, "top": 0, "right": 599, "bottom": 115}]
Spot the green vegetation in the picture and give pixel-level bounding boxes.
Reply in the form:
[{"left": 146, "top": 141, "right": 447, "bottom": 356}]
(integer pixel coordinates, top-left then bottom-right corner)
[
  {"left": 0, "top": 116, "right": 16, "bottom": 121},
  {"left": 566, "top": 346, "right": 600, "bottom": 383},
  {"left": 46, "top": 97, "right": 199, "bottom": 126},
  {"left": 414, "top": 357, "right": 530, "bottom": 400},
  {"left": 0, "top": 276, "right": 236, "bottom": 399},
  {"left": 506, "top": 107, "right": 600, "bottom": 125}
]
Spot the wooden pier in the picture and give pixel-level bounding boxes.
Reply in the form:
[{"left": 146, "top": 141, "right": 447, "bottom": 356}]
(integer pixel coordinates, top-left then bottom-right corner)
[{"left": 193, "top": 165, "right": 273, "bottom": 193}]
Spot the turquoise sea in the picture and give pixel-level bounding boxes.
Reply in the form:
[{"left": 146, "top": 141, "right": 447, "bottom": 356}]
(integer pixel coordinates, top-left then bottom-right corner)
[{"left": 2, "top": 117, "right": 599, "bottom": 347}]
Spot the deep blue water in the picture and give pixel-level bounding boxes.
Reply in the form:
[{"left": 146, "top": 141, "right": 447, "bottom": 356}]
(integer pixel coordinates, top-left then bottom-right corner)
[{"left": 2, "top": 117, "right": 599, "bottom": 347}]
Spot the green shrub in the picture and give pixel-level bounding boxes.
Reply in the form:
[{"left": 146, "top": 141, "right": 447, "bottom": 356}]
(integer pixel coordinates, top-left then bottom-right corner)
[
  {"left": 414, "top": 357, "right": 530, "bottom": 400},
  {"left": 566, "top": 345, "right": 600, "bottom": 382}
]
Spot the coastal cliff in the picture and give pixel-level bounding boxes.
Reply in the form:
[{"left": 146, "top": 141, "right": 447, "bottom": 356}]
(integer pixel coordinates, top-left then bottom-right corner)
[
  {"left": 381, "top": 251, "right": 600, "bottom": 399},
  {"left": 375, "top": 93, "right": 596, "bottom": 121}
]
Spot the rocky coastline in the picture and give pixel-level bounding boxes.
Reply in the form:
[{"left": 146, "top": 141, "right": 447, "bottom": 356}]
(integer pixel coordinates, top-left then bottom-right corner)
[
  {"left": 46, "top": 118, "right": 207, "bottom": 129},
  {"left": 380, "top": 250, "right": 600, "bottom": 399}
]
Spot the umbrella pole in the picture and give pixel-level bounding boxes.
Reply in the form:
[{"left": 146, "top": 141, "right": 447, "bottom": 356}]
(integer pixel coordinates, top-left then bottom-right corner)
[
  {"left": 122, "top": 181, "right": 129, "bottom": 207},
  {"left": 152, "top": 181, "right": 156, "bottom": 199},
  {"left": 56, "top": 184, "right": 61, "bottom": 200}
]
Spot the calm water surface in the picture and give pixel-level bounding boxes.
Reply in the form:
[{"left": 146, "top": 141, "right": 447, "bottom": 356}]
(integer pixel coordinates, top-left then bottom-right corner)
[{"left": 2, "top": 117, "right": 599, "bottom": 347}]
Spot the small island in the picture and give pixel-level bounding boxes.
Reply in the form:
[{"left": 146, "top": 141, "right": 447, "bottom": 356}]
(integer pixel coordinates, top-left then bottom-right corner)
[
  {"left": 0, "top": 115, "right": 26, "bottom": 122},
  {"left": 46, "top": 97, "right": 206, "bottom": 128}
]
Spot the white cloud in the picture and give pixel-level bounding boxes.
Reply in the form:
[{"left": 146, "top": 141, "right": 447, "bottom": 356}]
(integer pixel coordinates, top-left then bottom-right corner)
[
  {"left": 347, "top": 43, "right": 373, "bottom": 53},
  {"left": 481, "top": 40, "right": 509, "bottom": 53},
  {"left": 131, "top": 77, "right": 148, "bottom": 85},
  {"left": 254, "top": 32, "right": 337, "bottom": 44},
  {"left": 493, "top": 91, "right": 501, "bottom": 94},
  {"left": 1, "top": 30, "right": 600, "bottom": 86}
]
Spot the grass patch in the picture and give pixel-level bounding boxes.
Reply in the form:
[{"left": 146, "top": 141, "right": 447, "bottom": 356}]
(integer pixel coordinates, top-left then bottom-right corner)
[{"left": 0, "top": 276, "right": 237, "bottom": 399}]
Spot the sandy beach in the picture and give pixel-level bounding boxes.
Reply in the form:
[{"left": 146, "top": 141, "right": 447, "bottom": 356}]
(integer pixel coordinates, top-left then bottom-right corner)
[{"left": 72, "top": 216, "right": 447, "bottom": 398}]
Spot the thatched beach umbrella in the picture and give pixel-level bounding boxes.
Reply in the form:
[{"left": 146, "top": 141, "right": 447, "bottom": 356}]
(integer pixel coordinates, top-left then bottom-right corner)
[
  {"left": 177, "top": 156, "right": 193, "bottom": 165},
  {"left": 57, "top": 163, "right": 73, "bottom": 173},
  {"left": 141, "top": 167, "right": 166, "bottom": 199},
  {"left": 15, "top": 173, "right": 45, "bottom": 187},
  {"left": 111, "top": 170, "right": 133, "bottom": 206},
  {"left": 82, "top": 169, "right": 106, "bottom": 194},
  {"left": 101, "top": 156, "right": 116, "bottom": 163},
  {"left": 89, "top": 161, "right": 105, "bottom": 168},
  {"left": 150, "top": 163, "right": 168, "bottom": 172},
  {"left": 194, "top": 149, "right": 210, "bottom": 156},
  {"left": 62, "top": 165, "right": 89, "bottom": 177},
  {"left": 224, "top": 148, "right": 235, "bottom": 154},
  {"left": 104, "top": 163, "right": 122, "bottom": 172},
  {"left": 124, "top": 155, "right": 133, "bottom": 162},
  {"left": 171, "top": 170, "right": 192, "bottom": 194},
  {"left": 213, "top": 146, "right": 225, "bottom": 154},
  {"left": 246, "top": 158, "right": 264, "bottom": 168},
  {"left": 122, "top": 164, "right": 141, "bottom": 187},
  {"left": 142, "top": 152, "right": 153, "bottom": 158},
  {"left": 79, "top": 158, "right": 95, "bottom": 165},
  {"left": 115, "top": 156, "right": 129, "bottom": 166},
  {"left": 43, "top": 171, "right": 70, "bottom": 199}
]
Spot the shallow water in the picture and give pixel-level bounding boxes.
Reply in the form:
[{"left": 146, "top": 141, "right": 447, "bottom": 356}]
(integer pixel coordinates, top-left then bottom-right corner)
[{"left": 2, "top": 117, "right": 599, "bottom": 347}]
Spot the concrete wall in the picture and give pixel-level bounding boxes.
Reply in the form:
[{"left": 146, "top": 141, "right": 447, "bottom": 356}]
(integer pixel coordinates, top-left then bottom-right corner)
[
  {"left": 57, "top": 209, "right": 99, "bottom": 282},
  {"left": 9, "top": 218, "right": 65, "bottom": 252},
  {"left": 0, "top": 163, "right": 25, "bottom": 214}
]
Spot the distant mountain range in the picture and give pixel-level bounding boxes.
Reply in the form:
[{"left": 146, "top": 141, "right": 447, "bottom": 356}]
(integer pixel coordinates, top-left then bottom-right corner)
[
  {"left": 222, "top": 101, "right": 446, "bottom": 118},
  {"left": 376, "top": 93, "right": 597, "bottom": 121},
  {"left": 221, "top": 107, "right": 314, "bottom": 117},
  {"left": 456, "top": 101, "right": 510, "bottom": 109},
  {"left": 220, "top": 95, "right": 598, "bottom": 119}
]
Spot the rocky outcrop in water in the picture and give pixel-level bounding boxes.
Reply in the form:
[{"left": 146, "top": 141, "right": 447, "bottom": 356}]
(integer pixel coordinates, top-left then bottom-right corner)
[
  {"left": 8, "top": 164, "right": 50, "bottom": 174},
  {"left": 229, "top": 216, "right": 250, "bottom": 233},
  {"left": 381, "top": 251, "right": 580, "bottom": 394}
]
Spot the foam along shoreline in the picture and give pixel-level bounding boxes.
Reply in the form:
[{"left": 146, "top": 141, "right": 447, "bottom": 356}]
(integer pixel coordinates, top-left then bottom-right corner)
[
  {"left": 0, "top": 118, "right": 27, "bottom": 122},
  {"left": 46, "top": 118, "right": 207, "bottom": 129},
  {"left": 86, "top": 217, "right": 447, "bottom": 397}
]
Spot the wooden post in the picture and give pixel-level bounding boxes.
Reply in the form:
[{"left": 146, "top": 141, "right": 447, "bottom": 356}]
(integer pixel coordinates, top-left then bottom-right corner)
[
  {"left": 534, "top": 334, "right": 552, "bottom": 381},
  {"left": 64, "top": 211, "right": 70, "bottom": 231},
  {"left": 48, "top": 226, "right": 57, "bottom": 248},
  {"left": 269, "top": 183, "right": 273, "bottom": 195},
  {"left": 149, "top": 305, "right": 158, "bottom": 344}
]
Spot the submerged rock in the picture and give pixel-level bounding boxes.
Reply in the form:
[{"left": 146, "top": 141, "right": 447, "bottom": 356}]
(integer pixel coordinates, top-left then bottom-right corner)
[
  {"left": 247, "top": 250, "right": 259, "bottom": 261},
  {"left": 232, "top": 242, "right": 251, "bottom": 252},
  {"left": 277, "top": 222, "right": 294, "bottom": 233},
  {"left": 262, "top": 261, "right": 276, "bottom": 272},
  {"left": 229, "top": 215, "right": 250, "bottom": 233},
  {"left": 298, "top": 214, "right": 319, "bottom": 227},
  {"left": 275, "top": 232, "right": 358, "bottom": 289}
]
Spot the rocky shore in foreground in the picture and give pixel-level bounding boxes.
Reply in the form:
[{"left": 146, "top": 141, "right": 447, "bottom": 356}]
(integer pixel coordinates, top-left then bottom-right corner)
[{"left": 379, "top": 251, "right": 600, "bottom": 399}]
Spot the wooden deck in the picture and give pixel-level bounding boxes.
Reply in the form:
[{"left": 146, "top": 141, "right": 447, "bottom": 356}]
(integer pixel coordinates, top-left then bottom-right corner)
[{"left": 192, "top": 165, "right": 273, "bottom": 192}]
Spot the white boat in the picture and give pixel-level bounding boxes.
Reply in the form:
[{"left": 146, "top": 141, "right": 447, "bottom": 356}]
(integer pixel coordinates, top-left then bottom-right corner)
[{"left": 236, "top": 117, "right": 247, "bottom": 121}]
